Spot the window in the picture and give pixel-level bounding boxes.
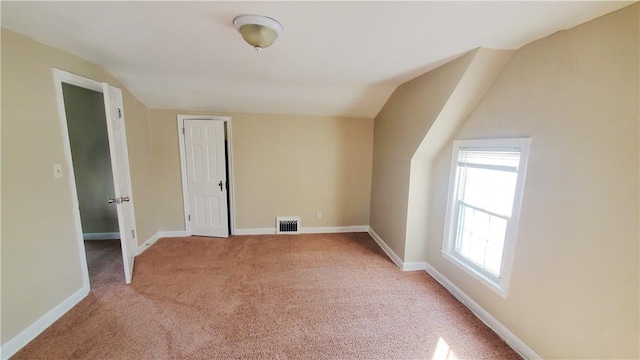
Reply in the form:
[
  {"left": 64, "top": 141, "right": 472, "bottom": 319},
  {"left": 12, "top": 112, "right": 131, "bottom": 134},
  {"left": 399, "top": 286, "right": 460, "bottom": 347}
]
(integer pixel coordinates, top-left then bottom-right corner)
[{"left": 442, "top": 138, "right": 530, "bottom": 297}]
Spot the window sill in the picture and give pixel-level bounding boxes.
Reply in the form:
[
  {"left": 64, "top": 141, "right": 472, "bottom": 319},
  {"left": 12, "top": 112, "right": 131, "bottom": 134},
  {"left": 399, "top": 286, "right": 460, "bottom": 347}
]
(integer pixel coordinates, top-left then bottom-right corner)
[{"left": 441, "top": 250, "right": 509, "bottom": 299}]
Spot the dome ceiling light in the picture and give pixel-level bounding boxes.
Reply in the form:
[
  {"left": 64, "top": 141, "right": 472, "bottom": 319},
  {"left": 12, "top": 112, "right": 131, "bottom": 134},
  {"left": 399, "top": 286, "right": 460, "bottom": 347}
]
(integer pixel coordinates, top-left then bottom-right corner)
[{"left": 233, "top": 14, "right": 283, "bottom": 53}]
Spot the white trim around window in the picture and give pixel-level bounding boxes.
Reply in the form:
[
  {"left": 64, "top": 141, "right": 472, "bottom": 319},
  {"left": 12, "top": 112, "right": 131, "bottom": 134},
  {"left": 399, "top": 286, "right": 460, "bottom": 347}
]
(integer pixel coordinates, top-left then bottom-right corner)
[{"left": 441, "top": 137, "right": 531, "bottom": 298}]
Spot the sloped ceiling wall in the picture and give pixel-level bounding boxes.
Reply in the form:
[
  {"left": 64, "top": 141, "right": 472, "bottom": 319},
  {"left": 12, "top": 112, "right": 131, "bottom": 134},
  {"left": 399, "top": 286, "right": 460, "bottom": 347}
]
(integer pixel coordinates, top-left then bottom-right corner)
[{"left": 369, "top": 48, "right": 511, "bottom": 261}]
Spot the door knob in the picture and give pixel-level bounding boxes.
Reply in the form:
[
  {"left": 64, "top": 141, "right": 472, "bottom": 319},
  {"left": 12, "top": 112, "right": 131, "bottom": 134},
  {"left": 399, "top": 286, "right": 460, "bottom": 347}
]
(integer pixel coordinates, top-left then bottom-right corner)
[
  {"left": 218, "top": 181, "right": 223, "bottom": 191},
  {"left": 108, "top": 197, "right": 129, "bottom": 204}
]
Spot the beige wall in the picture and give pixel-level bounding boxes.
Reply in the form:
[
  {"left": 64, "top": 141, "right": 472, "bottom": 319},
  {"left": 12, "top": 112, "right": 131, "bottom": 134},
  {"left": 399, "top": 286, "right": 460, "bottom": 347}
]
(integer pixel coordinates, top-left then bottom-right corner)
[
  {"left": 405, "top": 49, "right": 512, "bottom": 263},
  {"left": 427, "top": 4, "right": 639, "bottom": 358},
  {"left": 1, "top": 28, "right": 157, "bottom": 344},
  {"left": 149, "top": 109, "right": 186, "bottom": 231},
  {"left": 149, "top": 110, "right": 373, "bottom": 231},
  {"left": 369, "top": 51, "right": 476, "bottom": 259}
]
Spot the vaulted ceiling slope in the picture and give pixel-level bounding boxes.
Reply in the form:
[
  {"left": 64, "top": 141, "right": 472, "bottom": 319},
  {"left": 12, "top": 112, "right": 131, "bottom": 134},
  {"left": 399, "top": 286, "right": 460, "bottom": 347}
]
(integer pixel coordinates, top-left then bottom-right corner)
[{"left": 1, "top": 1, "right": 632, "bottom": 118}]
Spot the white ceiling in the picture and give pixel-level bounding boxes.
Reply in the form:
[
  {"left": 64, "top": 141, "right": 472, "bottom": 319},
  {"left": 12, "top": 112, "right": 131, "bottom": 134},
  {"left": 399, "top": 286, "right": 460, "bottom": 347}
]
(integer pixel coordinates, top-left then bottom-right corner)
[{"left": 1, "top": 1, "right": 632, "bottom": 118}]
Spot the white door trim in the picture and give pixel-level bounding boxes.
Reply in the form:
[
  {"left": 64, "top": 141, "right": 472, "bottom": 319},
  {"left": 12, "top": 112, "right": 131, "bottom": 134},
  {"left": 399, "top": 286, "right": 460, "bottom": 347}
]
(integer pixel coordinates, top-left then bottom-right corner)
[
  {"left": 177, "top": 115, "right": 236, "bottom": 236},
  {"left": 53, "top": 69, "right": 103, "bottom": 291}
]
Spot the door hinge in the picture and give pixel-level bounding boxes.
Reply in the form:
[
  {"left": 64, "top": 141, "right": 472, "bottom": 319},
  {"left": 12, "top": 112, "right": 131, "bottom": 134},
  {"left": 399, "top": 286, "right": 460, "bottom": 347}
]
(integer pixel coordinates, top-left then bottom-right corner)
[
  {"left": 131, "top": 229, "right": 135, "bottom": 238},
  {"left": 188, "top": 214, "right": 191, "bottom": 221},
  {"left": 118, "top": 108, "right": 122, "bottom": 119},
  {"left": 182, "top": 127, "right": 185, "bottom": 135}
]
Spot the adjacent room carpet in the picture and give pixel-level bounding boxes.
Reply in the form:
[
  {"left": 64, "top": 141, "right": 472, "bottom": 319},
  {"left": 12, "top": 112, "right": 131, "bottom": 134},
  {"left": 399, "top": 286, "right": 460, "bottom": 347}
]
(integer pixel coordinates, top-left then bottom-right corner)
[
  {"left": 83, "top": 239, "right": 124, "bottom": 286},
  {"left": 13, "top": 233, "right": 520, "bottom": 359}
]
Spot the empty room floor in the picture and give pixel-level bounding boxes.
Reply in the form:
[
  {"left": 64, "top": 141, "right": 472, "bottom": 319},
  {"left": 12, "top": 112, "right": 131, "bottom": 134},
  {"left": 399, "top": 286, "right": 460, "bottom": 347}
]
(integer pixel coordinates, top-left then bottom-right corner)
[{"left": 13, "top": 233, "right": 519, "bottom": 359}]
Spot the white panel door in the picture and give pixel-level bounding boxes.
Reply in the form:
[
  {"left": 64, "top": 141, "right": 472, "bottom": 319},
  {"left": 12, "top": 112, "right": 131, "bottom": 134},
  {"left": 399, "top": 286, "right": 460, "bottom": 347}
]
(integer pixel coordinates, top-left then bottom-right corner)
[
  {"left": 184, "top": 120, "right": 229, "bottom": 237},
  {"left": 103, "top": 83, "right": 137, "bottom": 284}
]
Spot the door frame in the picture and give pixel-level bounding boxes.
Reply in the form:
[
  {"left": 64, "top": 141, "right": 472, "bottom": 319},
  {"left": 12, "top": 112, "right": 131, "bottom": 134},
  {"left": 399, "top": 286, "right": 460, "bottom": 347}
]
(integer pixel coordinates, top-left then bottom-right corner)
[
  {"left": 177, "top": 115, "right": 236, "bottom": 236},
  {"left": 53, "top": 68, "right": 137, "bottom": 286}
]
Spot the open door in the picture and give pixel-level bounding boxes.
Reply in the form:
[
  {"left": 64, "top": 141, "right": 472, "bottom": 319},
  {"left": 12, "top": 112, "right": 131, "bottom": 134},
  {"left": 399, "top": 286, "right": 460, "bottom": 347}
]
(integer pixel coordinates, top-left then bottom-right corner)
[{"left": 103, "top": 83, "right": 138, "bottom": 283}]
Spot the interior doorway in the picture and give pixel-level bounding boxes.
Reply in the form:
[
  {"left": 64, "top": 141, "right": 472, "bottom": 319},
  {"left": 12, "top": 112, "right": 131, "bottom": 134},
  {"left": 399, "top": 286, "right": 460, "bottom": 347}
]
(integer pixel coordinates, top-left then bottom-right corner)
[
  {"left": 61, "top": 83, "right": 124, "bottom": 286},
  {"left": 53, "top": 69, "right": 138, "bottom": 286}
]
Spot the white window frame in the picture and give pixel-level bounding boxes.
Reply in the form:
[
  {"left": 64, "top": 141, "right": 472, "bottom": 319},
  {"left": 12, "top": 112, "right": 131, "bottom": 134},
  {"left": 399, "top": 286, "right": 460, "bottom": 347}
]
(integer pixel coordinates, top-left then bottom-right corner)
[{"left": 441, "top": 137, "right": 530, "bottom": 298}]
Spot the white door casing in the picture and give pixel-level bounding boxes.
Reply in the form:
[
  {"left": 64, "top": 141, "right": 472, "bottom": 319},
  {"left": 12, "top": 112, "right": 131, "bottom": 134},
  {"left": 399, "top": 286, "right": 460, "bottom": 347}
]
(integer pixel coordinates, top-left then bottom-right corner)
[
  {"left": 183, "top": 119, "right": 229, "bottom": 237},
  {"left": 102, "top": 83, "right": 138, "bottom": 284}
]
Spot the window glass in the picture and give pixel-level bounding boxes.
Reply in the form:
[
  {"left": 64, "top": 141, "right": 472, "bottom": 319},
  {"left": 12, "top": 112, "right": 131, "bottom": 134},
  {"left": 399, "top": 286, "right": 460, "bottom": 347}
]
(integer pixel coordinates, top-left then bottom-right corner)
[{"left": 443, "top": 139, "right": 530, "bottom": 296}]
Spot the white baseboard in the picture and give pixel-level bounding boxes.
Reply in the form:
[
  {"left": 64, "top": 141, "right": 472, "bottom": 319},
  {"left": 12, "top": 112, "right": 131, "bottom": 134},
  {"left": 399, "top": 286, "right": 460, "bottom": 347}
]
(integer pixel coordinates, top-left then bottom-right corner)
[
  {"left": 137, "top": 233, "right": 160, "bottom": 255},
  {"left": 424, "top": 263, "right": 541, "bottom": 359},
  {"left": 368, "top": 227, "right": 425, "bottom": 271},
  {"left": 301, "top": 225, "right": 369, "bottom": 234},
  {"left": 0, "top": 284, "right": 89, "bottom": 360},
  {"left": 368, "top": 227, "right": 404, "bottom": 269},
  {"left": 158, "top": 230, "right": 188, "bottom": 238},
  {"left": 403, "top": 261, "right": 427, "bottom": 271},
  {"left": 233, "top": 226, "right": 369, "bottom": 236},
  {"left": 367, "top": 228, "right": 427, "bottom": 271},
  {"left": 83, "top": 232, "right": 119, "bottom": 240},
  {"left": 136, "top": 227, "right": 369, "bottom": 245},
  {"left": 233, "top": 228, "right": 276, "bottom": 235}
]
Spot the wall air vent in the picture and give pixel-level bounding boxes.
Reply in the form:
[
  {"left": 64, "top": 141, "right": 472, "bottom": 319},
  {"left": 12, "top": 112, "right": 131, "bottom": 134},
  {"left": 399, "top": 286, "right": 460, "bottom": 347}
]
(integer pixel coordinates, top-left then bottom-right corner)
[{"left": 276, "top": 216, "right": 300, "bottom": 234}]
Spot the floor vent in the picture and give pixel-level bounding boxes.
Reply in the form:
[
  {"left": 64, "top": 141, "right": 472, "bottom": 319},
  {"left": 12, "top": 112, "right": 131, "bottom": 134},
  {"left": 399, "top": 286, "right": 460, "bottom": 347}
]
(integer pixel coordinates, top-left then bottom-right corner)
[{"left": 276, "top": 216, "right": 300, "bottom": 234}]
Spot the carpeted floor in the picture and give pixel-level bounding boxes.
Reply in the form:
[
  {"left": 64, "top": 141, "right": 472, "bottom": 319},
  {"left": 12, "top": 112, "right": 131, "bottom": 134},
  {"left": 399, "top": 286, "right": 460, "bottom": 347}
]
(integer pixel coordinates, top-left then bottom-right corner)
[
  {"left": 84, "top": 240, "right": 125, "bottom": 286},
  {"left": 13, "top": 233, "right": 520, "bottom": 359}
]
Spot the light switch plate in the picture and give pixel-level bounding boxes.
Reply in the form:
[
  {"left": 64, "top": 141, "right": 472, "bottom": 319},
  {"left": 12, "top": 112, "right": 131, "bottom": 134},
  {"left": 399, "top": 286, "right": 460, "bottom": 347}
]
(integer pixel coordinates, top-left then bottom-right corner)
[{"left": 53, "top": 164, "right": 63, "bottom": 178}]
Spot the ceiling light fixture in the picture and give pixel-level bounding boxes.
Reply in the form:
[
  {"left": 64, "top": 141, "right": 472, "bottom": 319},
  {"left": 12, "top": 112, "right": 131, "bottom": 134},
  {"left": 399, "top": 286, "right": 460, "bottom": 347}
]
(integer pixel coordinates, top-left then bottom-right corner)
[{"left": 233, "top": 14, "right": 282, "bottom": 53}]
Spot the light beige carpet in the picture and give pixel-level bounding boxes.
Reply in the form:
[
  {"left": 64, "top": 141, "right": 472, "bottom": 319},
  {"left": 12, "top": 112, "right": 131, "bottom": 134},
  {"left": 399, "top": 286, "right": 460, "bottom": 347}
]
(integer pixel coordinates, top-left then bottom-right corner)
[{"left": 13, "top": 233, "right": 520, "bottom": 359}]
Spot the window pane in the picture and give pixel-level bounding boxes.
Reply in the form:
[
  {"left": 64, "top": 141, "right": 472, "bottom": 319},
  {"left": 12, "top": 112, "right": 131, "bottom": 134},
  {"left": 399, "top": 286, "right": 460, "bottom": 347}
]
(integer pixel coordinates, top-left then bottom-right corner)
[
  {"left": 444, "top": 139, "right": 529, "bottom": 293},
  {"left": 454, "top": 203, "right": 507, "bottom": 276},
  {"left": 459, "top": 167, "right": 517, "bottom": 216}
]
